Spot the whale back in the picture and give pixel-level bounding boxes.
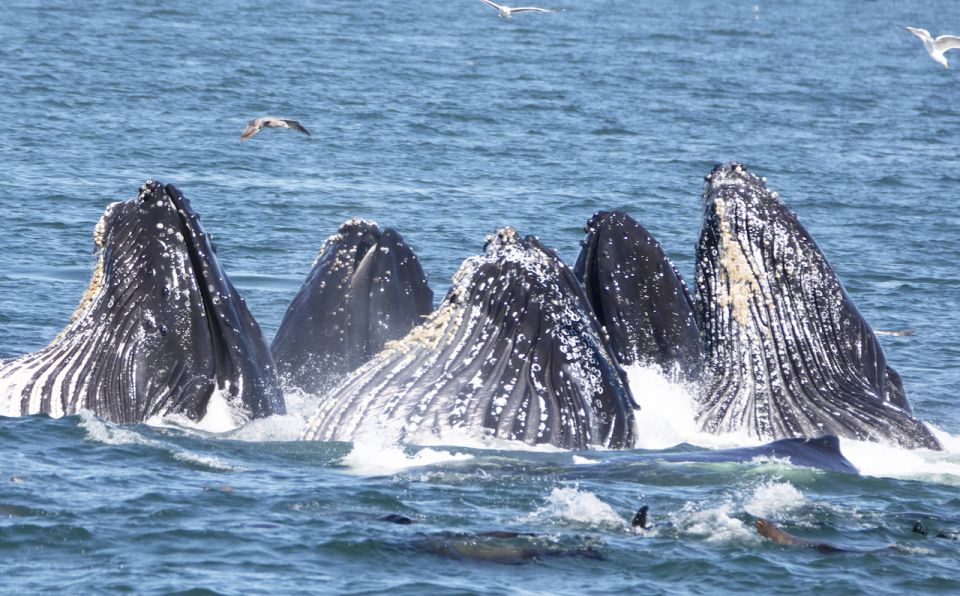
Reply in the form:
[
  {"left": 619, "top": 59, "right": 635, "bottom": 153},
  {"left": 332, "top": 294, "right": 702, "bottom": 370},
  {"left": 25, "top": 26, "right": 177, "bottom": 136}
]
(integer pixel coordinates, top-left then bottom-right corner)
[
  {"left": 0, "top": 181, "right": 284, "bottom": 424},
  {"left": 301, "top": 228, "right": 636, "bottom": 449},
  {"left": 271, "top": 220, "right": 433, "bottom": 394},
  {"left": 574, "top": 210, "right": 702, "bottom": 381},
  {"left": 693, "top": 163, "right": 938, "bottom": 449}
]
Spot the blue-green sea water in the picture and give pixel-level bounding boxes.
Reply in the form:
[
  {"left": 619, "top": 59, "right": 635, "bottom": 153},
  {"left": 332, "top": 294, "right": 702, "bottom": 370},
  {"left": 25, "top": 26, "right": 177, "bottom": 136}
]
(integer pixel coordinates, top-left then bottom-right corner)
[{"left": 2, "top": 0, "right": 959, "bottom": 593}]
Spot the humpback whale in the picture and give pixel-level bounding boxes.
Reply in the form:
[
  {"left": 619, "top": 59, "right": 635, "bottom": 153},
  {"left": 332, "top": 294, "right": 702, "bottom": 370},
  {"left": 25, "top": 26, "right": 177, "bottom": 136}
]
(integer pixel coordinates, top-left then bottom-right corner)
[
  {"left": 649, "top": 436, "right": 858, "bottom": 474},
  {"left": 0, "top": 181, "right": 285, "bottom": 425},
  {"left": 301, "top": 228, "right": 636, "bottom": 449},
  {"left": 271, "top": 219, "right": 433, "bottom": 394},
  {"left": 574, "top": 210, "right": 702, "bottom": 382},
  {"left": 693, "top": 162, "right": 939, "bottom": 450}
]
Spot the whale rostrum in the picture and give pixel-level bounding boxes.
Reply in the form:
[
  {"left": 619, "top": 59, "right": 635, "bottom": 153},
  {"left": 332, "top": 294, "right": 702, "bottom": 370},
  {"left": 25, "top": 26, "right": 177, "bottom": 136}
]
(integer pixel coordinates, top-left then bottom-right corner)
[
  {"left": 271, "top": 219, "right": 433, "bottom": 394},
  {"left": 575, "top": 210, "right": 703, "bottom": 383}
]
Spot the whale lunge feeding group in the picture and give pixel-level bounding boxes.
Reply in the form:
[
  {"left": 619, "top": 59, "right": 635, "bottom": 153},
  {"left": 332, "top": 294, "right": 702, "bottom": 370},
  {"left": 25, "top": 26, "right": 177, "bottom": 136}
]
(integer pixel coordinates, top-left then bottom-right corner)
[{"left": 0, "top": 162, "right": 940, "bottom": 453}]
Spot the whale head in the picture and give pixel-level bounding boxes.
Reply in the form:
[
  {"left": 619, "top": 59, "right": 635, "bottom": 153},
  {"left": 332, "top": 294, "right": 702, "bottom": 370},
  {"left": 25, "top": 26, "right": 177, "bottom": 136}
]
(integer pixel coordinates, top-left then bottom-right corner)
[
  {"left": 694, "top": 163, "right": 939, "bottom": 449},
  {"left": 574, "top": 210, "right": 702, "bottom": 382},
  {"left": 0, "top": 181, "right": 285, "bottom": 425},
  {"left": 271, "top": 218, "right": 433, "bottom": 394}
]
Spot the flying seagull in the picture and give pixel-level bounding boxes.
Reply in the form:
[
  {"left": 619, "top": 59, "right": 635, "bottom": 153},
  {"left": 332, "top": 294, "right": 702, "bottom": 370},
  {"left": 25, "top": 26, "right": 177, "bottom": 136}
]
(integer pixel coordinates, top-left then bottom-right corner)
[
  {"left": 904, "top": 27, "right": 960, "bottom": 68},
  {"left": 239, "top": 117, "right": 310, "bottom": 142},
  {"left": 478, "top": 0, "right": 551, "bottom": 19}
]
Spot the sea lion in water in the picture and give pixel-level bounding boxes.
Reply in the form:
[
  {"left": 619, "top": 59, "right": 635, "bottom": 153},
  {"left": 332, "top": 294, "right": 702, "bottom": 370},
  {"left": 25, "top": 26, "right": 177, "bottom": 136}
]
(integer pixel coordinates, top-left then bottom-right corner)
[
  {"left": 912, "top": 520, "right": 960, "bottom": 540},
  {"left": 755, "top": 518, "right": 894, "bottom": 554},
  {"left": 755, "top": 518, "right": 844, "bottom": 552},
  {"left": 415, "top": 532, "right": 603, "bottom": 564},
  {"left": 375, "top": 513, "right": 602, "bottom": 563}
]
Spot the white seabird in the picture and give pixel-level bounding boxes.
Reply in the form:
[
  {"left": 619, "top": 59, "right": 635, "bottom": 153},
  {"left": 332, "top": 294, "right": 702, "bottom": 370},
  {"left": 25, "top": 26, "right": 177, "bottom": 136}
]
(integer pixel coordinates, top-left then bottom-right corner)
[
  {"left": 478, "top": 0, "right": 551, "bottom": 19},
  {"left": 904, "top": 26, "right": 960, "bottom": 68},
  {"left": 239, "top": 117, "right": 311, "bottom": 142}
]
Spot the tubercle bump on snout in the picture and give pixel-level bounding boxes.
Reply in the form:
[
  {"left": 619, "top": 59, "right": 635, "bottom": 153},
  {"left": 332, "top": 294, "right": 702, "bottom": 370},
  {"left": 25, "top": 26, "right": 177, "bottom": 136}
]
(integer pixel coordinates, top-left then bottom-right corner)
[{"left": 137, "top": 179, "right": 163, "bottom": 203}]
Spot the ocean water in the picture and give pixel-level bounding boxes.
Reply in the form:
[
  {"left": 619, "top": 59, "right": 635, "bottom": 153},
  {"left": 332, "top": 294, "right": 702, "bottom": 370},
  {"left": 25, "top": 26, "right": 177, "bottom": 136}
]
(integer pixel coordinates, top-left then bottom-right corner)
[{"left": 2, "top": 0, "right": 960, "bottom": 593}]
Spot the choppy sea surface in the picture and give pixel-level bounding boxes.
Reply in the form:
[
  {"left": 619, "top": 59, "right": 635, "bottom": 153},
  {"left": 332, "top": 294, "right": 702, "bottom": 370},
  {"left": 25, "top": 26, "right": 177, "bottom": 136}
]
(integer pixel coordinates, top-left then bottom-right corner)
[{"left": 1, "top": 0, "right": 959, "bottom": 593}]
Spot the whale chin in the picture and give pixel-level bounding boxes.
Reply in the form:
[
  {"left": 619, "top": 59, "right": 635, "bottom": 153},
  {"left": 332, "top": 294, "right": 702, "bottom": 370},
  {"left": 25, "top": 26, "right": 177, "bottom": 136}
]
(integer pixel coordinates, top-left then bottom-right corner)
[
  {"left": 300, "top": 227, "right": 637, "bottom": 449},
  {"left": 271, "top": 219, "right": 434, "bottom": 394},
  {"left": 0, "top": 181, "right": 285, "bottom": 425},
  {"left": 693, "top": 162, "right": 939, "bottom": 450}
]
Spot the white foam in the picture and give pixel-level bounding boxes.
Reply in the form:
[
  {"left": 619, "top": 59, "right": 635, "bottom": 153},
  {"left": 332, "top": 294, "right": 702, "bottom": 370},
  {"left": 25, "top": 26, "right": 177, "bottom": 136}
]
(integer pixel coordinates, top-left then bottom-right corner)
[
  {"left": 839, "top": 426, "right": 960, "bottom": 485},
  {"left": 410, "top": 425, "right": 569, "bottom": 453},
  {"left": 743, "top": 480, "right": 806, "bottom": 518},
  {"left": 227, "top": 387, "right": 322, "bottom": 442},
  {"left": 225, "top": 413, "right": 307, "bottom": 442},
  {"left": 626, "top": 363, "right": 761, "bottom": 450},
  {"left": 525, "top": 486, "right": 626, "bottom": 527},
  {"left": 340, "top": 430, "right": 473, "bottom": 476},
  {"left": 79, "top": 410, "right": 156, "bottom": 447},
  {"left": 145, "top": 386, "right": 321, "bottom": 442},
  {"left": 172, "top": 451, "right": 237, "bottom": 472},
  {"left": 677, "top": 502, "right": 756, "bottom": 543},
  {"left": 79, "top": 410, "right": 240, "bottom": 471},
  {"left": 194, "top": 387, "right": 246, "bottom": 432}
]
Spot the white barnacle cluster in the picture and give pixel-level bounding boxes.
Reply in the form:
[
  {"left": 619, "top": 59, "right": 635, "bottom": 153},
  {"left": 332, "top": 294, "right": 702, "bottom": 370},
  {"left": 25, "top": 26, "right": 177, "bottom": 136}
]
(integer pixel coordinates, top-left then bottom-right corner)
[
  {"left": 67, "top": 202, "right": 121, "bottom": 327},
  {"left": 381, "top": 302, "right": 455, "bottom": 354},
  {"left": 311, "top": 218, "right": 379, "bottom": 269},
  {"left": 707, "top": 171, "right": 767, "bottom": 329},
  {"left": 92, "top": 202, "right": 118, "bottom": 248}
]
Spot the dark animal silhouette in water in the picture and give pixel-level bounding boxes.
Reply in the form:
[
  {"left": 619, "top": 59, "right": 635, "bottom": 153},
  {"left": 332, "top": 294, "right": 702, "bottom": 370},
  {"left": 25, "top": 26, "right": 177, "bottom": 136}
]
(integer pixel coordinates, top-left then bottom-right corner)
[
  {"left": 632, "top": 505, "right": 651, "bottom": 529},
  {"left": 755, "top": 518, "right": 897, "bottom": 554},
  {"left": 377, "top": 513, "right": 603, "bottom": 563},
  {"left": 913, "top": 520, "right": 960, "bottom": 540}
]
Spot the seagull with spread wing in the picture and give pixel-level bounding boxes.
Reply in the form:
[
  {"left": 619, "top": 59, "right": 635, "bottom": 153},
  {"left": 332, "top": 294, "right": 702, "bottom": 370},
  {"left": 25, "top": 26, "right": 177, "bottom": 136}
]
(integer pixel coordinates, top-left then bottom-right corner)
[
  {"left": 478, "top": 0, "right": 551, "bottom": 19},
  {"left": 905, "top": 27, "right": 960, "bottom": 68},
  {"left": 239, "top": 117, "right": 311, "bottom": 142}
]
